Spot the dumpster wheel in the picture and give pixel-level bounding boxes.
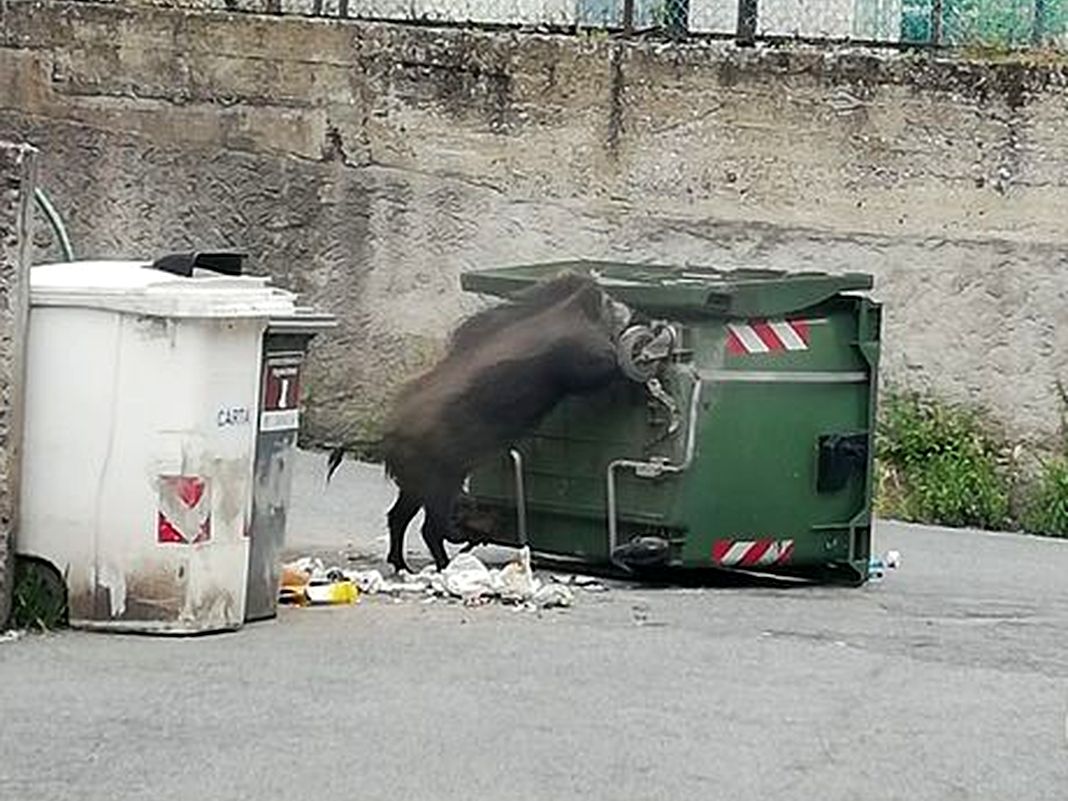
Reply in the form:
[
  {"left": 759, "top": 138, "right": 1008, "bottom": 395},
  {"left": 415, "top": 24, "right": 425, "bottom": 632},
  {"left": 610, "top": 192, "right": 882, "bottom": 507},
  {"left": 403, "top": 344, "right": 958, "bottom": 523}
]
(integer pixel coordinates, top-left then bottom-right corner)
[
  {"left": 11, "top": 556, "right": 69, "bottom": 631},
  {"left": 611, "top": 535, "right": 672, "bottom": 571}
]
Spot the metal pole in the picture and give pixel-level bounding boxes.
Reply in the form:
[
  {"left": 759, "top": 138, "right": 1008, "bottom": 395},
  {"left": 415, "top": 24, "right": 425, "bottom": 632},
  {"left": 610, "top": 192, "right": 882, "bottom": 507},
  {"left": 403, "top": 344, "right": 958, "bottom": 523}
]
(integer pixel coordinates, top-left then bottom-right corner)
[
  {"left": 1033, "top": 0, "right": 1046, "bottom": 45},
  {"left": 930, "top": 0, "right": 943, "bottom": 45},
  {"left": 736, "top": 0, "right": 758, "bottom": 46},
  {"left": 508, "top": 449, "right": 528, "bottom": 547},
  {"left": 33, "top": 188, "right": 74, "bottom": 262}
]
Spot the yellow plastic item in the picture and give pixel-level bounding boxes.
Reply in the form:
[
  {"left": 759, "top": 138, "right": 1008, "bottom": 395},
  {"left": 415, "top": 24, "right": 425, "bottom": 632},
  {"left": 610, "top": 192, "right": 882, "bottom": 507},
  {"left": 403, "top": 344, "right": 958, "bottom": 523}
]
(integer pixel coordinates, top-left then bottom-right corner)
[{"left": 304, "top": 578, "right": 359, "bottom": 605}]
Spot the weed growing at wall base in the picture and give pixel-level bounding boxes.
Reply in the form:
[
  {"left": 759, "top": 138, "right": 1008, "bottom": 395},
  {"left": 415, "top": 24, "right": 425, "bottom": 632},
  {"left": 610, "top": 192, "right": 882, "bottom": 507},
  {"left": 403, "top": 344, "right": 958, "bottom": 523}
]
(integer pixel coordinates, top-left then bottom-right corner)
[
  {"left": 1023, "top": 456, "right": 1068, "bottom": 537},
  {"left": 11, "top": 558, "right": 68, "bottom": 631},
  {"left": 876, "top": 391, "right": 1011, "bottom": 530}
]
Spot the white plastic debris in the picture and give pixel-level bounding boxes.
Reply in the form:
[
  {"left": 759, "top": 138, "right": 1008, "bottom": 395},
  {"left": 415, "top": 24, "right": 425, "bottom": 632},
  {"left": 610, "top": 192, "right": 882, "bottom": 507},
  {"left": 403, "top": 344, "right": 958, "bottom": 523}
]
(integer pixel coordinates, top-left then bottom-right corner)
[
  {"left": 291, "top": 556, "right": 325, "bottom": 576},
  {"left": 493, "top": 546, "right": 540, "bottom": 602},
  {"left": 441, "top": 552, "right": 497, "bottom": 601},
  {"left": 285, "top": 545, "right": 599, "bottom": 610},
  {"left": 868, "top": 550, "right": 902, "bottom": 581},
  {"left": 533, "top": 584, "right": 574, "bottom": 609},
  {"left": 345, "top": 569, "right": 385, "bottom": 594},
  {"left": 0, "top": 630, "right": 25, "bottom": 644},
  {"left": 550, "top": 573, "right": 609, "bottom": 593}
]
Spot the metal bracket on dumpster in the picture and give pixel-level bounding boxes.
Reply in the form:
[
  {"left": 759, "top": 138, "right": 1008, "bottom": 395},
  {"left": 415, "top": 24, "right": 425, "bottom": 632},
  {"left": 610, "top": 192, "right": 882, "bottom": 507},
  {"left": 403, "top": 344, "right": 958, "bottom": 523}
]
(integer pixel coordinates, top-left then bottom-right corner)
[
  {"left": 645, "top": 377, "right": 681, "bottom": 437},
  {"left": 606, "top": 375, "right": 702, "bottom": 571}
]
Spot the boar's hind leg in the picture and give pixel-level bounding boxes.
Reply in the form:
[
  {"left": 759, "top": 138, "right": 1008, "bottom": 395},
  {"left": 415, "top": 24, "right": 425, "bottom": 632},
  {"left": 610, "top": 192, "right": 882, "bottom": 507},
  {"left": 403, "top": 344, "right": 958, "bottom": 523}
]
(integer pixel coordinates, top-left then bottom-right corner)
[
  {"left": 386, "top": 489, "right": 421, "bottom": 573},
  {"left": 422, "top": 480, "right": 463, "bottom": 571}
]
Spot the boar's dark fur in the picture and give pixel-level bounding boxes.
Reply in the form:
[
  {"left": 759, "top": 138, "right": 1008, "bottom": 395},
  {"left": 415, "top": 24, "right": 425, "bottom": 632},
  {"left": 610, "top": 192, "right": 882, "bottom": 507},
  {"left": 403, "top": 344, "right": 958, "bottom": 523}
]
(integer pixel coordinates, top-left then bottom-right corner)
[{"left": 330, "top": 273, "right": 634, "bottom": 573}]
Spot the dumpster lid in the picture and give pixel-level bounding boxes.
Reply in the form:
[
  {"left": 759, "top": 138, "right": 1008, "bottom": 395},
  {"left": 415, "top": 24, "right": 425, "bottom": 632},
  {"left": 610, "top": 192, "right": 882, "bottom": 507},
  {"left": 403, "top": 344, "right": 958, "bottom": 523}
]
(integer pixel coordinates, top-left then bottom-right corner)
[
  {"left": 460, "top": 260, "right": 873, "bottom": 318},
  {"left": 150, "top": 250, "right": 248, "bottom": 278},
  {"left": 30, "top": 260, "right": 298, "bottom": 319},
  {"left": 267, "top": 308, "right": 339, "bottom": 333}
]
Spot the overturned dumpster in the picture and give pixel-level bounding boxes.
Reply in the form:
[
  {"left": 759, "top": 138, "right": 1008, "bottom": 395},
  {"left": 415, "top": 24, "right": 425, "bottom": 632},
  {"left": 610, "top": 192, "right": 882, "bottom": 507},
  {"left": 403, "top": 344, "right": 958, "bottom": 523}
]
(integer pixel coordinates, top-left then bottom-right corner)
[{"left": 455, "top": 261, "right": 881, "bottom": 585}]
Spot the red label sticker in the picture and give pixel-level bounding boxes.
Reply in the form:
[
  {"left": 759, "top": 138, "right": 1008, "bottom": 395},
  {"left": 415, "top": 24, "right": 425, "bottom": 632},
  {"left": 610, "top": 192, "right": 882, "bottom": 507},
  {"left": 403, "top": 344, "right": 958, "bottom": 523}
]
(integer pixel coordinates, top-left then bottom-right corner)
[
  {"left": 260, "top": 353, "right": 305, "bottom": 433},
  {"left": 158, "top": 475, "right": 211, "bottom": 545},
  {"left": 262, "top": 355, "right": 303, "bottom": 412}
]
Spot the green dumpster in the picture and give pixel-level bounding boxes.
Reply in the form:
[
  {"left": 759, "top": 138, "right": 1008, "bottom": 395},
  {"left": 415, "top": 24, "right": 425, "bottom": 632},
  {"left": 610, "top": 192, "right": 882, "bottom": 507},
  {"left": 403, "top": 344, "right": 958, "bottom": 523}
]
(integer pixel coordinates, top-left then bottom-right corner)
[{"left": 455, "top": 260, "right": 882, "bottom": 585}]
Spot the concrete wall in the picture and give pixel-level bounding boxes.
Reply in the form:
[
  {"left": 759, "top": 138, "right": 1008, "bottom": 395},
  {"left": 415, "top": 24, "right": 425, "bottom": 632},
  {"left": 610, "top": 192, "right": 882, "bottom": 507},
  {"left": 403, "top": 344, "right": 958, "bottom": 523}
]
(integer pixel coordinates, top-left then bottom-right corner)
[
  {"left": 1, "top": 1, "right": 1067, "bottom": 454},
  {"left": 0, "top": 141, "right": 35, "bottom": 627}
]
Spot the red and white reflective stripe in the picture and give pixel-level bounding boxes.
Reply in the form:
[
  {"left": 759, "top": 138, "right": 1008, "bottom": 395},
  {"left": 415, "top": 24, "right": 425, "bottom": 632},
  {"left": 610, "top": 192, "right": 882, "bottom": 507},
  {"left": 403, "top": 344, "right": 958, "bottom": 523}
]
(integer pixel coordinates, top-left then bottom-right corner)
[
  {"left": 711, "top": 539, "right": 795, "bottom": 567},
  {"left": 727, "top": 320, "right": 811, "bottom": 356}
]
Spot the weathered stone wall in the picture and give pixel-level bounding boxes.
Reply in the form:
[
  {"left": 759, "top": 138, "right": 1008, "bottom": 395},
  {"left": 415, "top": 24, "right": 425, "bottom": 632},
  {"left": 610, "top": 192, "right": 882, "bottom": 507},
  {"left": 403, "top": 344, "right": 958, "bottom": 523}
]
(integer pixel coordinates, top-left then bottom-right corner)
[
  {"left": 2, "top": 1, "right": 1067, "bottom": 452},
  {"left": 0, "top": 141, "right": 35, "bottom": 627}
]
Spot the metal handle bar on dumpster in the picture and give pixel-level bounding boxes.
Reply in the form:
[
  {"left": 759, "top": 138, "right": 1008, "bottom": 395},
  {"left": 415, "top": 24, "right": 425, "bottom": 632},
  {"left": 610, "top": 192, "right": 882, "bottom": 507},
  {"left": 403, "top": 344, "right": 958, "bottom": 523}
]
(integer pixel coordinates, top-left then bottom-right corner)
[
  {"left": 606, "top": 373, "right": 703, "bottom": 571},
  {"left": 508, "top": 448, "right": 528, "bottom": 547}
]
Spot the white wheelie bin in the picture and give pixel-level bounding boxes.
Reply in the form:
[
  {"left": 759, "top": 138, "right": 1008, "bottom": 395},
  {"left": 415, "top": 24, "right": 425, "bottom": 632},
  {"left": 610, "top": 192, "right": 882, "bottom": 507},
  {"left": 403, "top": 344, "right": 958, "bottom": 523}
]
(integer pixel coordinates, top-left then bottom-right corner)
[{"left": 18, "top": 255, "right": 298, "bottom": 634}]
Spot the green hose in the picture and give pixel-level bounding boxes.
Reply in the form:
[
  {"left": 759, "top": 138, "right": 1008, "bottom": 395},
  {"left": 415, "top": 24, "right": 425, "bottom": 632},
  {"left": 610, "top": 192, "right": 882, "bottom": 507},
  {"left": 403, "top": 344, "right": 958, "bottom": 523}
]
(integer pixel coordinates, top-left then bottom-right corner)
[{"left": 33, "top": 187, "right": 74, "bottom": 262}]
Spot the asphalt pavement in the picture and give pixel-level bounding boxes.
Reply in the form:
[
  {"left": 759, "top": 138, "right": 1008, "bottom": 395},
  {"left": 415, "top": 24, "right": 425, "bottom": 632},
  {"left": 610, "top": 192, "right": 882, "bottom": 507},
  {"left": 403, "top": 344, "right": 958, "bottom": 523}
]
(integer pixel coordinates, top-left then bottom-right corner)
[{"left": 1, "top": 448, "right": 1067, "bottom": 800}]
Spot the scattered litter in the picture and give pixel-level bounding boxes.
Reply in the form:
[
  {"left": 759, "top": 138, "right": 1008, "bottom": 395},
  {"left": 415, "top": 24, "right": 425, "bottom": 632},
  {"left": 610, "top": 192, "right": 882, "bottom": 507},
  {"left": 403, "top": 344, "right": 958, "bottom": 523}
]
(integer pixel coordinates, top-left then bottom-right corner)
[
  {"left": 868, "top": 550, "right": 902, "bottom": 581},
  {"left": 281, "top": 546, "right": 606, "bottom": 611},
  {"left": 440, "top": 552, "right": 495, "bottom": 601},
  {"left": 493, "top": 547, "right": 538, "bottom": 602},
  {"left": 305, "top": 577, "right": 358, "bottom": 605},
  {"left": 533, "top": 584, "right": 574, "bottom": 609},
  {"left": 0, "top": 630, "right": 25, "bottom": 644},
  {"left": 348, "top": 569, "right": 385, "bottom": 594},
  {"left": 550, "top": 573, "right": 609, "bottom": 593},
  {"left": 279, "top": 557, "right": 358, "bottom": 606}
]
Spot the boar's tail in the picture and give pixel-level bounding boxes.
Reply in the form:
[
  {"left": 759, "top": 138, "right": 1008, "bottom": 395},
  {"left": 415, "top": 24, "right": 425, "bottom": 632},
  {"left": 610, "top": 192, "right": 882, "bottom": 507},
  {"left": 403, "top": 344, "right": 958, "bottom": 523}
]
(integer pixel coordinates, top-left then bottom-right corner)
[
  {"left": 325, "top": 439, "right": 385, "bottom": 484},
  {"left": 326, "top": 447, "right": 346, "bottom": 484}
]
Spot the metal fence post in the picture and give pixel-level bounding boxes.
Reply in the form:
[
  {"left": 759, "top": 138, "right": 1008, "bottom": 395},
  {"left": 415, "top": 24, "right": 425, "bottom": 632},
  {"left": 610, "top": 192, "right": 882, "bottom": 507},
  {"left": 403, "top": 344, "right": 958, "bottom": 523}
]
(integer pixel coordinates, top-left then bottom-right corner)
[
  {"left": 1033, "top": 0, "right": 1047, "bottom": 45},
  {"left": 930, "top": 0, "right": 943, "bottom": 44},
  {"left": 737, "top": 0, "right": 758, "bottom": 46},
  {"left": 623, "top": 0, "right": 635, "bottom": 34}
]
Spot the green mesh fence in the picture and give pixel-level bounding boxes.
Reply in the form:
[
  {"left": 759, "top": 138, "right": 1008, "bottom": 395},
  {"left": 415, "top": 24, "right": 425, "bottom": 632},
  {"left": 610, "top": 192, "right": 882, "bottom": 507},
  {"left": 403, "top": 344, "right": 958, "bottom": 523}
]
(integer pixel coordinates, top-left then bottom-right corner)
[
  {"left": 227, "top": 0, "right": 1068, "bottom": 47},
  {"left": 901, "top": 0, "right": 1066, "bottom": 45}
]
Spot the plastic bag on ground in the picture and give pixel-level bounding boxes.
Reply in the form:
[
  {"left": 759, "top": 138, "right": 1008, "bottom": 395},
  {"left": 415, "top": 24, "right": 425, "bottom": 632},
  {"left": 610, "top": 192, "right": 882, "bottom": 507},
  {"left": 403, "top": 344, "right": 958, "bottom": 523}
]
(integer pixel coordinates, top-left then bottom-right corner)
[
  {"left": 492, "top": 546, "right": 540, "bottom": 602},
  {"left": 441, "top": 552, "right": 496, "bottom": 601}
]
